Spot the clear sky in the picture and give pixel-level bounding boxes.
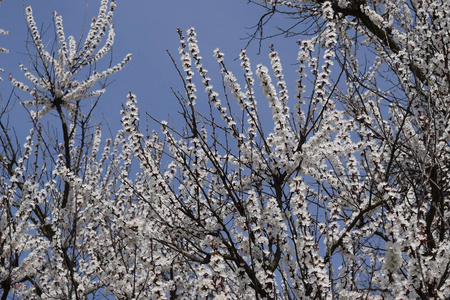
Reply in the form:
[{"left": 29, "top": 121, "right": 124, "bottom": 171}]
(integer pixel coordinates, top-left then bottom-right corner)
[{"left": 0, "top": 0, "right": 300, "bottom": 136}]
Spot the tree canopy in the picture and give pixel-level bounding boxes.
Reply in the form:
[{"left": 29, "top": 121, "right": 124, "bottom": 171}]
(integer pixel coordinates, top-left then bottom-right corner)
[{"left": 1, "top": 0, "right": 449, "bottom": 299}]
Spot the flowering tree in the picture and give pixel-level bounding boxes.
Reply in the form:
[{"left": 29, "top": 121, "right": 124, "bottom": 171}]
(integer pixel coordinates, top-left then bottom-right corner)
[
  {"left": 0, "top": 0, "right": 132, "bottom": 298},
  {"left": 1, "top": 0, "right": 450, "bottom": 299},
  {"left": 241, "top": 0, "right": 450, "bottom": 298}
]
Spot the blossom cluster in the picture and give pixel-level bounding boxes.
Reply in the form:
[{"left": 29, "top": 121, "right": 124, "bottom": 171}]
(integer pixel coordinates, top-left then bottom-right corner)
[
  {"left": 0, "top": 26, "right": 8, "bottom": 81},
  {"left": 11, "top": 0, "right": 131, "bottom": 118}
]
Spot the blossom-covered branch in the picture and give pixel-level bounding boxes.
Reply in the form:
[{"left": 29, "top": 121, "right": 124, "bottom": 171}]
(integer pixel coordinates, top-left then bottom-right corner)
[{"left": 11, "top": 0, "right": 131, "bottom": 118}]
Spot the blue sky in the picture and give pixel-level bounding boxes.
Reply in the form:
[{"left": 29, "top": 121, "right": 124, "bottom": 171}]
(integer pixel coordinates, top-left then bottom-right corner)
[{"left": 0, "top": 0, "right": 300, "bottom": 135}]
